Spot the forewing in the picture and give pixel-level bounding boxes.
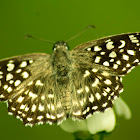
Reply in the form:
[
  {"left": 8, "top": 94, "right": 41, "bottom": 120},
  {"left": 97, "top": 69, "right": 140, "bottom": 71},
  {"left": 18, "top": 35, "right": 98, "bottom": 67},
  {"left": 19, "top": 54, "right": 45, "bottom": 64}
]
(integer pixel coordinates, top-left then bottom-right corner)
[
  {"left": 0, "top": 53, "right": 65, "bottom": 125},
  {"left": 0, "top": 53, "right": 47, "bottom": 101},
  {"left": 72, "top": 32, "right": 140, "bottom": 75},
  {"left": 70, "top": 32, "right": 140, "bottom": 119}
]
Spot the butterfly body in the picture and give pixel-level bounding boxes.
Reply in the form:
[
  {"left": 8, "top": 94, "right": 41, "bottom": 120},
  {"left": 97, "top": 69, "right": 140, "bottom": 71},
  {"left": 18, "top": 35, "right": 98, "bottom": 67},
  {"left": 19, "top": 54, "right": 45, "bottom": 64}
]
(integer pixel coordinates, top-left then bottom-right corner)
[
  {"left": 0, "top": 32, "right": 140, "bottom": 126},
  {"left": 52, "top": 41, "right": 71, "bottom": 77},
  {"left": 51, "top": 41, "right": 72, "bottom": 115}
]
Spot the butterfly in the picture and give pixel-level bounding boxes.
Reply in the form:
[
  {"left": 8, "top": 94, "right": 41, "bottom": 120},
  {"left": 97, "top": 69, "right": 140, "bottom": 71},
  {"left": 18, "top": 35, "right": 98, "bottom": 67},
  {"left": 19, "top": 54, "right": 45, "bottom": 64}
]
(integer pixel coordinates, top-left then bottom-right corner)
[{"left": 0, "top": 32, "right": 140, "bottom": 126}]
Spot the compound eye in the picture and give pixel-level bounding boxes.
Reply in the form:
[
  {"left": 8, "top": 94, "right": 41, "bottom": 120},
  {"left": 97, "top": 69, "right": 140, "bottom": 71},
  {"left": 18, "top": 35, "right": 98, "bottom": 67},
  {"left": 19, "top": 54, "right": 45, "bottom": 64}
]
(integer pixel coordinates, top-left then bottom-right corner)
[
  {"left": 53, "top": 41, "right": 69, "bottom": 51},
  {"left": 65, "top": 45, "right": 69, "bottom": 50},
  {"left": 52, "top": 43, "right": 58, "bottom": 51}
]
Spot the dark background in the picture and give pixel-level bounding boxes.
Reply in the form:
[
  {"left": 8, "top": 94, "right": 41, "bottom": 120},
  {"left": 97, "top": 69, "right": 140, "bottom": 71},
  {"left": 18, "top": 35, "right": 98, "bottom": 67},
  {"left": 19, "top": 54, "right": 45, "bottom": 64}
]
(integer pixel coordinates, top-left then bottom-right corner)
[{"left": 0, "top": 0, "right": 140, "bottom": 140}]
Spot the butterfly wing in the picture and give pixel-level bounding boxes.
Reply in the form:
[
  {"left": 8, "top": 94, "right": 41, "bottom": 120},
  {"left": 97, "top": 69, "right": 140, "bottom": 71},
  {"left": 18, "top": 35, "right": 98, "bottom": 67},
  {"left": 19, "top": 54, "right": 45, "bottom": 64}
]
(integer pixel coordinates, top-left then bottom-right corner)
[
  {"left": 70, "top": 32, "right": 140, "bottom": 119},
  {"left": 0, "top": 53, "right": 66, "bottom": 125},
  {"left": 0, "top": 53, "right": 47, "bottom": 101},
  {"left": 72, "top": 32, "right": 140, "bottom": 75}
]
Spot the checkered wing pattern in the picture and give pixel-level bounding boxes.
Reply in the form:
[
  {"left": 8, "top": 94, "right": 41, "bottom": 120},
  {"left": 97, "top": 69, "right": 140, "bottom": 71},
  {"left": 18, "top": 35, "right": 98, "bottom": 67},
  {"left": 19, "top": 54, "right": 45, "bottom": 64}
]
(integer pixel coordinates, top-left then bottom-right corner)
[
  {"left": 70, "top": 32, "right": 140, "bottom": 119},
  {"left": 0, "top": 32, "right": 140, "bottom": 126},
  {"left": 0, "top": 53, "right": 66, "bottom": 126}
]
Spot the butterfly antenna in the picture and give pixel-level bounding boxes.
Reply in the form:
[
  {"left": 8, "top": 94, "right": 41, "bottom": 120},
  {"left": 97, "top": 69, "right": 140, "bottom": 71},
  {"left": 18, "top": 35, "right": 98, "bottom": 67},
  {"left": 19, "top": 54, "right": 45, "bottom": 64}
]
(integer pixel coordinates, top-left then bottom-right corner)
[
  {"left": 66, "top": 25, "right": 95, "bottom": 42},
  {"left": 24, "top": 34, "right": 55, "bottom": 44}
]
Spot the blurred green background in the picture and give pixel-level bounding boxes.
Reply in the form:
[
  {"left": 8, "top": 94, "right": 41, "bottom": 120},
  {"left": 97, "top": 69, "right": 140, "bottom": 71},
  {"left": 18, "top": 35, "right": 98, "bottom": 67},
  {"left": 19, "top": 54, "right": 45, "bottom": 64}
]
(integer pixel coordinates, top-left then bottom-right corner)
[{"left": 0, "top": 0, "right": 140, "bottom": 140}]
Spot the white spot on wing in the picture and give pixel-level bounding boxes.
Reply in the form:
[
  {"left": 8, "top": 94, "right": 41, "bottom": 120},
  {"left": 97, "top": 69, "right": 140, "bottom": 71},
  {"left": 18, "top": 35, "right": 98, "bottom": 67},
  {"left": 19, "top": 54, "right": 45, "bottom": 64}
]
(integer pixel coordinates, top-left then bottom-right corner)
[
  {"left": 57, "top": 113, "right": 64, "bottom": 118},
  {"left": 6, "top": 73, "right": 13, "bottom": 81},
  {"left": 92, "top": 78, "right": 99, "bottom": 87},
  {"left": 104, "top": 79, "right": 112, "bottom": 85},
  {"left": 110, "top": 92, "right": 114, "bottom": 96},
  {"left": 123, "top": 54, "right": 129, "bottom": 60},
  {"left": 7, "top": 87, "right": 12, "bottom": 92},
  {"left": 82, "top": 110, "right": 87, "bottom": 115},
  {"left": 0, "top": 71, "right": 3, "bottom": 74},
  {"left": 85, "top": 86, "right": 89, "bottom": 92},
  {"left": 101, "top": 71, "right": 109, "bottom": 76},
  {"left": 51, "top": 104, "right": 55, "bottom": 111},
  {"left": 20, "top": 104, "right": 25, "bottom": 109},
  {"left": 109, "top": 51, "right": 117, "bottom": 58},
  {"left": 29, "top": 60, "right": 33, "bottom": 64},
  {"left": 89, "top": 94, "right": 94, "bottom": 103},
  {"left": 110, "top": 59, "right": 114, "bottom": 62},
  {"left": 77, "top": 89, "right": 83, "bottom": 94},
  {"left": 39, "top": 104, "right": 44, "bottom": 111},
  {"left": 37, "top": 115, "right": 43, "bottom": 120},
  {"left": 103, "top": 61, "right": 110, "bottom": 66},
  {"left": 94, "top": 46, "right": 102, "bottom": 51},
  {"left": 48, "top": 94, "right": 54, "bottom": 98},
  {"left": 102, "top": 102, "right": 108, "bottom": 107},
  {"left": 102, "top": 91, "right": 107, "bottom": 96},
  {"left": 14, "top": 80, "right": 21, "bottom": 86},
  {"left": 31, "top": 104, "right": 36, "bottom": 112},
  {"left": 22, "top": 71, "right": 29, "bottom": 78},
  {"left": 106, "top": 41, "right": 114, "bottom": 50},
  {"left": 29, "top": 91, "right": 37, "bottom": 99},
  {"left": 92, "top": 68, "right": 98, "bottom": 73},
  {"left": 11, "top": 107, "right": 16, "bottom": 111},
  {"left": 129, "top": 35, "right": 139, "bottom": 43},
  {"left": 105, "top": 39, "right": 111, "bottom": 42},
  {"left": 47, "top": 104, "right": 50, "bottom": 109},
  {"left": 84, "top": 70, "right": 90, "bottom": 77},
  {"left": 119, "top": 49, "right": 124, "bottom": 53},
  {"left": 41, "top": 95, "right": 45, "bottom": 100},
  {"left": 50, "top": 115, "right": 56, "bottom": 119},
  {"left": 9, "top": 80, "right": 14, "bottom": 84},
  {"left": 0, "top": 94, "right": 4, "bottom": 98},
  {"left": 100, "top": 52, "right": 105, "bottom": 55},
  {"left": 16, "top": 69, "right": 22, "bottom": 73},
  {"left": 95, "top": 56, "right": 101, "bottom": 63},
  {"left": 73, "top": 111, "right": 81, "bottom": 116},
  {"left": 25, "top": 106, "right": 29, "bottom": 112},
  {"left": 7, "top": 63, "right": 15, "bottom": 71},
  {"left": 35, "top": 80, "right": 44, "bottom": 86},
  {"left": 92, "top": 106, "right": 98, "bottom": 110},
  {"left": 95, "top": 92, "right": 101, "bottom": 100},
  {"left": 118, "top": 40, "right": 125, "bottom": 48},
  {"left": 133, "top": 59, "right": 139, "bottom": 63},
  {"left": 80, "top": 100, "right": 84, "bottom": 106},
  {"left": 113, "top": 64, "right": 118, "bottom": 69},
  {"left": 3, "top": 85, "right": 8, "bottom": 90},
  {"left": 126, "top": 63, "right": 131, "bottom": 67},
  {"left": 46, "top": 113, "right": 50, "bottom": 118},
  {"left": 127, "top": 50, "right": 135, "bottom": 55},
  {"left": 105, "top": 87, "right": 111, "bottom": 92},
  {"left": 115, "top": 85, "right": 119, "bottom": 90},
  {"left": 27, "top": 117, "right": 33, "bottom": 122},
  {"left": 17, "top": 96, "right": 24, "bottom": 103},
  {"left": 116, "top": 60, "right": 121, "bottom": 65},
  {"left": 0, "top": 75, "right": 3, "bottom": 79},
  {"left": 122, "top": 67, "right": 126, "bottom": 71},
  {"left": 28, "top": 81, "right": 33, "bottom": 86},
  {"left": 20, "top": 61, "right": 27, "bottom": 67},
  {"left": 87, "top": 48, "right": 91, "bottom": 51}
]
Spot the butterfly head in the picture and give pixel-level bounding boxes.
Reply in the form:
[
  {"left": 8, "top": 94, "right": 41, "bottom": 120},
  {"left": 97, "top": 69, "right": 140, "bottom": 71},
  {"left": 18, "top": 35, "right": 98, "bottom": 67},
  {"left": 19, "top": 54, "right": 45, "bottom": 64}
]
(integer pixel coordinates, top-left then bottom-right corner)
[{"left": 53, "top": 41, "right": 69, "bottom": 51}]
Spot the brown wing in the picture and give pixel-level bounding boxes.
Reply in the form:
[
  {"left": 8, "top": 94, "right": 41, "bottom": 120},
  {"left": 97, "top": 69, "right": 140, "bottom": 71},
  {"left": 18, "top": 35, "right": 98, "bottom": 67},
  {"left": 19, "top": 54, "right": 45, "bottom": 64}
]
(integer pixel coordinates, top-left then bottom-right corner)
[
  {"left": 69, "top": 32, "right": 140, "bottom": 120},
  {"left": 71, "top": 32, "right": 140, "bottom": 75},
  {"left": 0, "top": 53, "right": 66, "bottom": 126}
]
